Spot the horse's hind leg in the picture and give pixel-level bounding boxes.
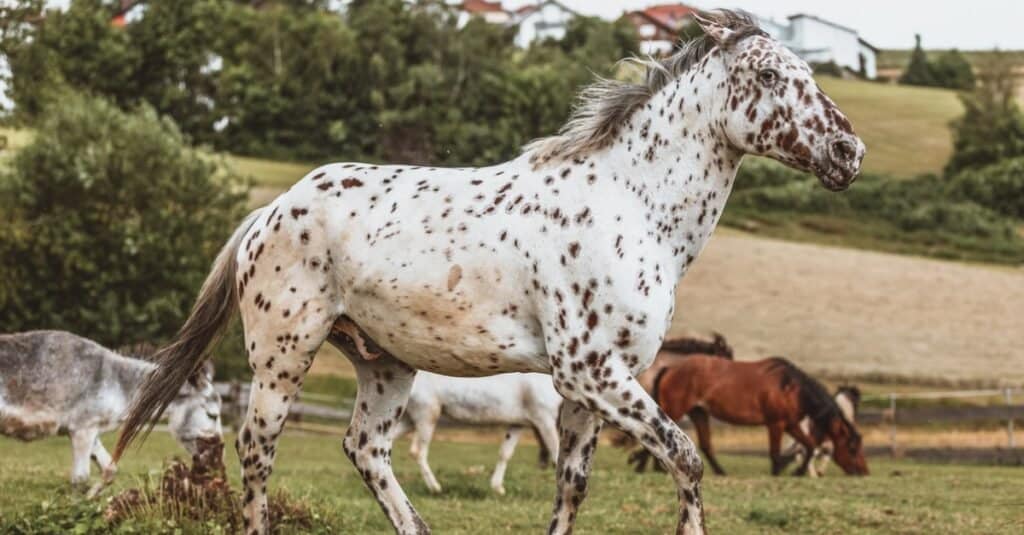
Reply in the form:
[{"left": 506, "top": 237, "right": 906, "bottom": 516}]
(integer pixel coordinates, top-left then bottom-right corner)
[
  {"left": 490, "top": 426, "right": 522, "bottom": 495},
  {"left": 413, "top": 413, "right": 441, "bottom": 493},
  {"left": 530, "top": 412, "right": 559, "bottom": 469},
  {"left": 235, "top": 293, "right": 336, "bottom": 534},
  {"left": 689, "top": 408, "right": 726, "bottom": 476},
  {"left": 332, "top": 328, "right": 427, "bottom": 534}
]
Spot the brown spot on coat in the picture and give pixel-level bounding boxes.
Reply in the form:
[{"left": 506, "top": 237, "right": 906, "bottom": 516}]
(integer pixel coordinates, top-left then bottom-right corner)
[{"left": 447, "top": 265, "right": 463, "bottom": 292}]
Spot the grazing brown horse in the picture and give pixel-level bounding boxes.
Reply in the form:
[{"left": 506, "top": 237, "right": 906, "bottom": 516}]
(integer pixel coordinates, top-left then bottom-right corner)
[{"left": 632, "top": 356, "right": 868, "bottom": 476}]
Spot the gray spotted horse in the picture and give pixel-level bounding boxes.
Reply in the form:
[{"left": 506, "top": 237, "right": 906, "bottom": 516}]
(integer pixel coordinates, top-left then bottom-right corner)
[{"left": 115, "top": 11, "right": 865, "bottom": 535}]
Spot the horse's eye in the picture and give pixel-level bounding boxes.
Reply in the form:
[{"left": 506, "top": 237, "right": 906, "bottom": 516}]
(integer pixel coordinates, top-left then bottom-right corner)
[{"left": 757, "top": 69, "right": 779, "bottom": 87}]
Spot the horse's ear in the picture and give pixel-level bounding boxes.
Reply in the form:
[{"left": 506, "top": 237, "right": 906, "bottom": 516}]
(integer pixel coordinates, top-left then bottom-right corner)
[
  {"left": 187, "top": 360, "right": 215, "bottom": 388},
  {"left": 693, "top": 12, "right": 735, "bottom": 45}
]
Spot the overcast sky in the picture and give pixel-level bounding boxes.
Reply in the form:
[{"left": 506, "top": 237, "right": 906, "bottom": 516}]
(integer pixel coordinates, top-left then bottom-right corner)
[{"left": 505, "top": 0, "right": 1024, "bottom": 50}]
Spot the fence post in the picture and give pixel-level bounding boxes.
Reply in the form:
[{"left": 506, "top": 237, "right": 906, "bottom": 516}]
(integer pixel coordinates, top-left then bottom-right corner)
[
  {"left": 888, "top": 393, "right": 897, "bottom": 457},
  {"left": 1007, "top": 388, "right": 1016, "bottom": 449}
]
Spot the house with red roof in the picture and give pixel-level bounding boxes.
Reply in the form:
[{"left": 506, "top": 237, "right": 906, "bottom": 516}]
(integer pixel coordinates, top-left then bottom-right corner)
[
  {"left": 458, "top": 0, "right": 513, "bottom": 25},
  {"left": 624, "top": 4, "right": 878, "bottom": 78},
  {"left": 625, "top": 3, "right": 698, "bottom": 56}
]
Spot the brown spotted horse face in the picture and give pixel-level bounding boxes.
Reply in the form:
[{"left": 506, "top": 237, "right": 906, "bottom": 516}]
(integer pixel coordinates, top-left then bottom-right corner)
[{"left": 701, "top": 15, "right": 866, "bottom": 190}]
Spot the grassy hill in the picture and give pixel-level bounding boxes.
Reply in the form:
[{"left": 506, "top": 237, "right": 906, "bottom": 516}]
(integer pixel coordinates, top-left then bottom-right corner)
[
  {"left": 816, "top": 77, "right": 962, "bottom": 177},
  {"left": 878, "top": 49, "right": 1024, "bottom": 70}
]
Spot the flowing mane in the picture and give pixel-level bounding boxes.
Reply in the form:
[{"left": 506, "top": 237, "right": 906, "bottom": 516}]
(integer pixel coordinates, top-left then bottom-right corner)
[{"left": 525, "top": 10, "right": 766, "bottom": 166}]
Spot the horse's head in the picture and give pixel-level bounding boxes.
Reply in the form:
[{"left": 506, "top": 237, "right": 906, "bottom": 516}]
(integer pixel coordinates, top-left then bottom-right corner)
[
  {"left": 825, "top": 415, "right": 868, "bottom": 475},
  {"left": 166, "top": 360, "right": 223, "bottom": 456},
  {"left": 697, "top": 12, "right": 865, "bottom": 191}
]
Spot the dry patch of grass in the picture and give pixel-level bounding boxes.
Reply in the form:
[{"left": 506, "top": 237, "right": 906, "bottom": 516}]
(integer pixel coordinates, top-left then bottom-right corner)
[{"left": 675, "top": 229, "right": 1024, "bottom": 386}]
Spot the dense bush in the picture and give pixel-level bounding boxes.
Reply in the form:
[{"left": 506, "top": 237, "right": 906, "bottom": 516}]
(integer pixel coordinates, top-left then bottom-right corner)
[
  {"left": 0, "top": 92, "right": 248, "bottom": 350},
  {"left": 731, "top": 160, "right": 1020, "bottom": 246},
  {"left": 946, "top": 156, "right": 1024, "bottom": 218}
]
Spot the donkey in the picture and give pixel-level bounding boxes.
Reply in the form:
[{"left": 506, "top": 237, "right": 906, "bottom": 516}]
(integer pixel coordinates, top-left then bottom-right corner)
[
  {"left": 781, "top": 385, "right": 861, "bottom": 477},
  {"left": 115, "top": 11, "right": 864, "bottom": 534},
  {"left": 0, "top": 330, "right": 222, "bottom": 494},
  {"left": 393, "top": 371, "right": 560, "bottom": 495}
]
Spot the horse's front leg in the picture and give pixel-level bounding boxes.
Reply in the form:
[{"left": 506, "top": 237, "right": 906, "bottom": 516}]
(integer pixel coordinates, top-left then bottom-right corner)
[
  {"left": 547, "top": 342, "right": 705, "bottom": 534},
  {"left": 334, "top": 336, "right": 428, "bottom": 535},
  {"left": 548, "top": 401, "right": 603, "bottom": 534},
  {"left": 784, "top": 423, "right": 818, "bottom": 477}
]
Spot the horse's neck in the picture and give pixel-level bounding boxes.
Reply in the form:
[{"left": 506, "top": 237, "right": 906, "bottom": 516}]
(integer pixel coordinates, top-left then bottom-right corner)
[{"left": 594, "top": 55, "right": 742, "bottom": 280}]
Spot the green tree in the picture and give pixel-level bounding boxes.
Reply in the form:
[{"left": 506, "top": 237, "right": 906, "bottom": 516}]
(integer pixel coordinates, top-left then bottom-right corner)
[
  {"left": 946, "top": 50, "right": 1024, "bottom": 175},
  {"left": 900, "top": 34, "right": 935, "bottom": 86},
  {"left": 930, "top": 49, "right": 975, "bottom": 90},
  {"left": 0, "top": 92, "right": 249, "bottom": 348}
]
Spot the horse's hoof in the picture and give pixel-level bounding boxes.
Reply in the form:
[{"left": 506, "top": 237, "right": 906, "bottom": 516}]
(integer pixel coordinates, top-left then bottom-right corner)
[{"left": 492, "top": 486, "right": 506, "bottom": 496}]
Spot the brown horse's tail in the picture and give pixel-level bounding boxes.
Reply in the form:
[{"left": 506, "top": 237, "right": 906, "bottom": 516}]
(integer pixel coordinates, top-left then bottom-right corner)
[
  {"left": 113, "top": 209, "right": 262, "bottom": 461},
  {"left": 650, "top": 366, "right": 670, "bottom": 408}
]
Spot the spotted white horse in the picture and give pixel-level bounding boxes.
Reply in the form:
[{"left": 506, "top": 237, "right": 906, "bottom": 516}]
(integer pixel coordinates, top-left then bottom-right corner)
[
  {"left": 116, "top": 11, "right": 865, "bottom": 535},
  {"left": 395, "top": 371, "right": 560, "bottom": 495}
]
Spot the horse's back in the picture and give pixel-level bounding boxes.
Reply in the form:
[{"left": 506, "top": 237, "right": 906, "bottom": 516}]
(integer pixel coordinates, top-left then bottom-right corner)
[{"left": 0, "top": 331, "right": 135, "bottom": 437}]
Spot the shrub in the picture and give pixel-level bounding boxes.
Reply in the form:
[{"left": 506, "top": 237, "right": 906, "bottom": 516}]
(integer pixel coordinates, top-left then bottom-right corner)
[
  {"left": 946, "top": 157, "right": 1024, "bottom": 218},
  {"left": 812, "top": 61, "right": 844, "bottom": 78},
  {"left": 945, "top": 50, "right": 1024, "bottom": 175},
  {"left": 733, "top": 157, "right": 809, "bottom": 190},
  {"left": 895, "top": 202, "right": 1015, "bottom": 239},
  {"left": 0, "top": 92, "right": 248, "bottom": 354}
]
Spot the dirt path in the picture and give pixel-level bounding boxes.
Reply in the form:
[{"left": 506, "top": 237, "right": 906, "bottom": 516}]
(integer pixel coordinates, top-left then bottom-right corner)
[{"left": 674, "top": 229, "right": 1024, "bottom": 385}]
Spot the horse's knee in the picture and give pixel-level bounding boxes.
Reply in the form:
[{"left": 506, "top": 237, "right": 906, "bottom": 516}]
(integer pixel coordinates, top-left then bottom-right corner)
[{"left": 675, "top": 450, "right": 704, "bottom": 481}]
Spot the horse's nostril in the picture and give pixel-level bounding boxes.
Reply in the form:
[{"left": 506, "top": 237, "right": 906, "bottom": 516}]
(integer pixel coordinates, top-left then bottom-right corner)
[{"left": 831, "top": 140, "right": 855, "bottom": 162}]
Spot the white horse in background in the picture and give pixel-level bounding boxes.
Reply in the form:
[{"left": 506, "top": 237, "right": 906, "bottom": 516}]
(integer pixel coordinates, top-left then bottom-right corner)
[
  {"left": 782, "top": 385, "right": 861, "bottom": 477},
  {"left": 0, "top": 330, "right": 222, "bottom": 495},
  {"left": 116, "top": 11, "right": 865, "bottom": 534},
  {"left": 394, "top": 371, "right": 560, "bottom": 495}
]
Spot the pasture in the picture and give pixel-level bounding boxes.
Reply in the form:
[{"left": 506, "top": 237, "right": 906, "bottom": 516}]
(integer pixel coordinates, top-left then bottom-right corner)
[
  {"left": 0, "top": 430, "right": 1020, "bottom": 534},
  {"left": 815, "top": 78, "right": 962, "bottom": 178}
]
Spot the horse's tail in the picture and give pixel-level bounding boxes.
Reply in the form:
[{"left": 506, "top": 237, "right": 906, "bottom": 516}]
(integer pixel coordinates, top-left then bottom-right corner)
[
  {"left": 114, "top": 209, "right": 262, "bottom": 461},
  {"left": 650, "top": 366, "right": 670, "bottom": 408}
]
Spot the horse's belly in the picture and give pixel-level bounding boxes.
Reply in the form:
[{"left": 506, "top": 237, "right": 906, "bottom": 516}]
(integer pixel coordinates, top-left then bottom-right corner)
[
  {"left": 342, "top": 283, "right": 548, "bottom": 377},
  {"left": 0, "top": 407, "right": 60, "bottom": 441}
]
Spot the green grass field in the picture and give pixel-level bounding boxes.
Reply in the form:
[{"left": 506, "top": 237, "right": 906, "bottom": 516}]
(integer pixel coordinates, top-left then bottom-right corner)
[
  {"left": 1, "top": 431, "right": 1021, "bottom": 534},
  {"left": 815, "top": 77, "right": 962, "bottom": 178}
]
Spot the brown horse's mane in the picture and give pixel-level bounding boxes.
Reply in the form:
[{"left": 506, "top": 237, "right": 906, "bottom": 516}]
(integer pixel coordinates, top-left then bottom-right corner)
[
  {"left": 660, "top": 332, "right": 733, "bottom": 359},
  {"left": 768, "top": 357, "right": 859, "bottom": 441}
]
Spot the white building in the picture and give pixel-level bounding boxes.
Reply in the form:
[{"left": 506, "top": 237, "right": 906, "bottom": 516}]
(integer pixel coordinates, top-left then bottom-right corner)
[
  {"left": 758, "top": 13, "right": 878, "bottom": 79},
  {"left": 0, "top": 55, "right": 11, "bottom": 113},
  {"left": 511, "top": 1, "right": 578, "bottom": 49}
]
